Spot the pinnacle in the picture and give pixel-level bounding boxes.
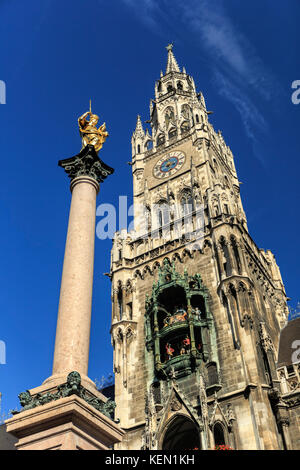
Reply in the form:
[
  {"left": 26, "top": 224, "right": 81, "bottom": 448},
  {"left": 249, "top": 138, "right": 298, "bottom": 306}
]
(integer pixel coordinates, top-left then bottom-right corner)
[
  {"left": 134, "top": 115, "right": 144, "bottom": 136},
  {"left": 166, "top": 43, "right": 180, "bottom": 74}
]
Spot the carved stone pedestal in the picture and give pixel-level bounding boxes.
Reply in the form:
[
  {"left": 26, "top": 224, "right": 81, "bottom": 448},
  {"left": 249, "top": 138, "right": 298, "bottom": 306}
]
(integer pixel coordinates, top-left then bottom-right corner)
[{"left": 6, "top": 395, "right": 124, "bottom": 450}]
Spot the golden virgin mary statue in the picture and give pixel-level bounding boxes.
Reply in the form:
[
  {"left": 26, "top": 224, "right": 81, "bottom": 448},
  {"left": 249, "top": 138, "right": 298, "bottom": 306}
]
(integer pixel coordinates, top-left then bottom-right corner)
[{"left": 78, "top": 102, "right": 108, "bottom": 153}]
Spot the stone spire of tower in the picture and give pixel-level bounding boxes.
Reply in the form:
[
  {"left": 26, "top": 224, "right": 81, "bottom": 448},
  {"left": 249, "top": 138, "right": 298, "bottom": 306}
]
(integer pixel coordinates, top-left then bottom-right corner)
[
  {"left": 165, "top": 43, "right": 180, "bottom": 74},
  {"left": 134, "top": 114, "right": 145, "bottom": 137}
]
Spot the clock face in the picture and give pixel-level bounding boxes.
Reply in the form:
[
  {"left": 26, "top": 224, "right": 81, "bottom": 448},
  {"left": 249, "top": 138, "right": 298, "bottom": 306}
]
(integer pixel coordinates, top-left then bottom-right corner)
[{"left": 153, "top": 151, "right": 186, "bottom": 179}]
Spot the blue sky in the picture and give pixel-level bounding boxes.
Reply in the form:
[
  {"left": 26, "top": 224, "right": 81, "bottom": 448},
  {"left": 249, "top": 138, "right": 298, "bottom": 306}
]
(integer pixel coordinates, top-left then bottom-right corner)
[{"left": 0, "top": 0, "right": 299, "bottom": 416}]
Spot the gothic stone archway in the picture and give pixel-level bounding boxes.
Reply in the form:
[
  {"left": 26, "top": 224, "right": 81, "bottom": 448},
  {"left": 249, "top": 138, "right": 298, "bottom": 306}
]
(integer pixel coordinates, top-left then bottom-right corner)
[{"left": 161, "top": 415, "right": 200, "bottom": 450}]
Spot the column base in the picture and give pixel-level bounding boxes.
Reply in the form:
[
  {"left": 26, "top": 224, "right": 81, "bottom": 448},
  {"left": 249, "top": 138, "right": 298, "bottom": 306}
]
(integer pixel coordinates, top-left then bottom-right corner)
[{"left": 6, "top": 395, "right": 125, "bottom": 450}]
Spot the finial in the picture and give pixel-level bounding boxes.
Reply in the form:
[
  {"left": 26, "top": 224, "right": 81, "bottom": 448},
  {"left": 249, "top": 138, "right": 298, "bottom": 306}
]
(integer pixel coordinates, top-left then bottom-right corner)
[{"left": 165, "top": 43, "right": 180, "bottom": 74}]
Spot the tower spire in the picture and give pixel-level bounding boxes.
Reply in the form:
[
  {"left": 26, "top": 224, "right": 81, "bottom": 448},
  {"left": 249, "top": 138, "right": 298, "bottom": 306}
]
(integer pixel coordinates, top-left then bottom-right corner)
[
  {"left": 134, "top": 114, "right": 145, "bottom": 137},
  {"left": 166, "top": 43, "right": 180, "bottom": 74}
]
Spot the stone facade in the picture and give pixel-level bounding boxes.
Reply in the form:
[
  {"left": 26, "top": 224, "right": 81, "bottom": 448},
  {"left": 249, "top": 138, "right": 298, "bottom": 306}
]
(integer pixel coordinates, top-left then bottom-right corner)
[{"left": 109, "top": 46, "right": 296, "bottom": 450}]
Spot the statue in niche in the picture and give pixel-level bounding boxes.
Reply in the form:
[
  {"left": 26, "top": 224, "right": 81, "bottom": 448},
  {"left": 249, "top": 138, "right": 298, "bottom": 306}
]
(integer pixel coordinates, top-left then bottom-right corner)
[
  {"left": 183, "top": 335, "right": 191, "bottom": 351},
  {"left": 181, "top": 104, "right": 190, "bottom": 120},
  {"left": 180, "top": 335, "right": 191, "bottom": 355},
  {"left": 172, "top": 305, "right": 187, "bottom": 323},
  {"left": 165, "top": 342, "right": 175, "bottom": 360},
  {"left": 165, "top": 107, "right": 175, "bottom": 129},
  {"left": 192, "top": 306, "right": 201, "bottom": 321}
]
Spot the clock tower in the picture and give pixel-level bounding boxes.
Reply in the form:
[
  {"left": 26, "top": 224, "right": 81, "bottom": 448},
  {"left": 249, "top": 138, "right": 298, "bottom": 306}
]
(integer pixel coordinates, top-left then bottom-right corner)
[{"left": 109, "top": 45, "right": 293, "bottom": 450}]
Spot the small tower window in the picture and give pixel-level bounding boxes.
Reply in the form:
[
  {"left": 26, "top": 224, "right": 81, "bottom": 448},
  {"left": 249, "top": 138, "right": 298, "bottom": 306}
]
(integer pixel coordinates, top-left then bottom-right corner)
[
  {"left": 213, "top": 423, "right": 226, "bottom": 446},
  {"left": 167, "top": 83, "right": 173, "bottom": 93},
  {"left": 127, "top": 302, "right": 133, "bottom": 320},
  {"left": 196, "top": 114, "right": 199, "bottom": 123},
  {"left": 157, "top": 134, "right": 165, "bottom": 146},
  {"left": 168, "top": 128, "right": 177, "bottom": 140},
  {"left": 137, "top": 144, "right": 141, "bottom": 154},
  {"left": 146, "top": 140, "right": 153, "bottom": 150},
  {"left": 117, "top": 287, "right": 123, "bottom": 320},
  {"left": 177, "top": 81, "right": 183, "bottom": 90}
]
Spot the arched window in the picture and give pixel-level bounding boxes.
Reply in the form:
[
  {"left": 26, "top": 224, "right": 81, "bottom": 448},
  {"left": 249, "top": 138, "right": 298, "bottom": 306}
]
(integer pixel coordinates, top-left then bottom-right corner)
[
  {"left": 213, "top": 423, "right": 226, "bottom": 446},
  {"left": 156, "top": 201, "right": 170, "bottom": 233},
  {"left": 117, "top": 286, "right": 123, "bottom": 320},
  {"left": 177, "top": 81, "right": 183, "bottom": 90},
  {"left": 165, "top": 107, "right": 175, "bottom": 129},
  {"left": 145, "top": 140, "right": 153, "bottom": 150},
  {"left": 168, "top": 128, "right": 177, "bottom": 140},
  {"left": 181, "top": 122, "right": 190, "bottom": 135},
  {"left": 231, "top": 236, "right": 242, "bottom": 274},
  {"left": 219, "top": 237, "right": 231, "bottom": 277},
  {"left": 137, "top": 144, "right": 140, "bottom": 154},
  {"left": 157, "top": 134, "right": 165, "bottom": 147},
  {"left": 181, "top": 190, "right": 193, "bottom": 215},
  {"left": 167, "top": 83, "right": 173, "bottom": 93},
  {"left": 195, "top": 114, "right": 199, "bottom": 123},
  {"left": 181, "top": 104, "right": 190, "bottom": 120}
]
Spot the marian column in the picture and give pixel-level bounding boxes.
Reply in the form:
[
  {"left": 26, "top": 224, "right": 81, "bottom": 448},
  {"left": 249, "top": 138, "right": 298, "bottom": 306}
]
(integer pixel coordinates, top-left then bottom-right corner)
[
  {"left": 47, "top": 109, "right": 114, "bottom": 388},
  {"left": 6, "top": 107, "right": 124, "bottom": 450}
]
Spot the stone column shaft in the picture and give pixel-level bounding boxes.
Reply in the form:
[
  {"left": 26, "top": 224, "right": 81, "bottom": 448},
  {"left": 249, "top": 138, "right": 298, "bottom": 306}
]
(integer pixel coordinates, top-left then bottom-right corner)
[{"left": 52, "top": 176, "right": 99, "bottom": 378}]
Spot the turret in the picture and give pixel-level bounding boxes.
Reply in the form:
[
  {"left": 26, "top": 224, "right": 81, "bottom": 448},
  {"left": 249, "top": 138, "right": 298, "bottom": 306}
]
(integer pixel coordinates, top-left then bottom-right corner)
[{"left": 131, "top": 115, "right": 145, "bottom": 158}]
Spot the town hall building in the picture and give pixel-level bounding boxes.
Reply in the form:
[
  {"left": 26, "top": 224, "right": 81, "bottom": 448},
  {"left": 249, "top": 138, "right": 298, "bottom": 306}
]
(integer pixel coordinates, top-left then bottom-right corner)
[{"left": 109, "top": 45, "right": 299, "bottom": 450}]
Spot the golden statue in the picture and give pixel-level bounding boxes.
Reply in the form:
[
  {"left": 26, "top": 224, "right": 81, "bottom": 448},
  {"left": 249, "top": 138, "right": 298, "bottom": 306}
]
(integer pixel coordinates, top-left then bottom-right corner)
[{"left": 78, "top": 101, "right": 108, "bottom": 153}]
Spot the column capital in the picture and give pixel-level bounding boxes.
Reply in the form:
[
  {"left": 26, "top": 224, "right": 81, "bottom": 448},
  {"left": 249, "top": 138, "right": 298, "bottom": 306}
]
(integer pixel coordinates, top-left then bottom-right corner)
[{"left": 58, "top": 144, "right": 114, "bottom": 187}]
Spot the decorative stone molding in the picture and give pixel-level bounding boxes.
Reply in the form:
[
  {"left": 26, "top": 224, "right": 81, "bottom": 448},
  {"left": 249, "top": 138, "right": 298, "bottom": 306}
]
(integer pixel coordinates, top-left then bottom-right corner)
[
  {"left": 58, "top": 144, "right": 114, "bottom": 185},
  {"left": 241, "top": 314, "right": 254, "bottom": 329},
  {"left": 259, "top": 322, "right": 274, "bottom": 352}
]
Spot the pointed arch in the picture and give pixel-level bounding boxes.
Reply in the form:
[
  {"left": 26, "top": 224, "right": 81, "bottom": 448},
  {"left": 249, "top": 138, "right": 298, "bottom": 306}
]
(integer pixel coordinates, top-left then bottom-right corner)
[
  {"left": 230, "top": 236, "right": 242, "bottom": 274},
  {"left": 213, "top": 421, "right": 227, "bottom": 447},
  {"left": 161, "top": 414, "right": 201, "bottom": 450}
]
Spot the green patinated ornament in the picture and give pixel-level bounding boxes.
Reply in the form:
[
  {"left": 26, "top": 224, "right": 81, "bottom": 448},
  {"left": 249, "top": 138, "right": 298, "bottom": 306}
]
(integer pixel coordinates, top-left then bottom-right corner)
[
  {"left": 12, "top": 371, "right": 117, "bottom": 421},
  {"left": 145, "top": 259, "right": 219, "bottom": 380}
]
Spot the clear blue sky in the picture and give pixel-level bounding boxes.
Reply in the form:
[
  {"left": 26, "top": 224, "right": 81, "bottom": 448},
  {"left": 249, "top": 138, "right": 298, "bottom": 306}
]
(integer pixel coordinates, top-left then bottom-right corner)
[{"left": 0, "top": 0, "right": 299, "bottom": 416}]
